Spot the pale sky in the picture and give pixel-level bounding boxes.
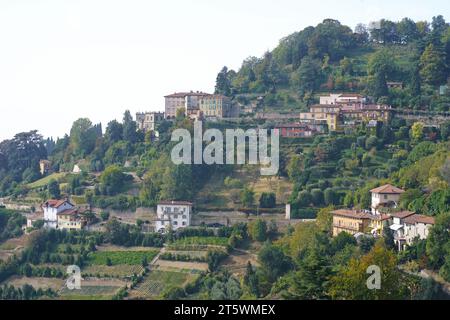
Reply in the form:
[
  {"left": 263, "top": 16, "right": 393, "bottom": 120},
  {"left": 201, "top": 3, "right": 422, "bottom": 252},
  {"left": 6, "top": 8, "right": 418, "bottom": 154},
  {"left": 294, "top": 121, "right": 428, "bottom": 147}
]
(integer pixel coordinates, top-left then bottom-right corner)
[{"left": 0, "top": 0, "right": 448, "bottom": 140}]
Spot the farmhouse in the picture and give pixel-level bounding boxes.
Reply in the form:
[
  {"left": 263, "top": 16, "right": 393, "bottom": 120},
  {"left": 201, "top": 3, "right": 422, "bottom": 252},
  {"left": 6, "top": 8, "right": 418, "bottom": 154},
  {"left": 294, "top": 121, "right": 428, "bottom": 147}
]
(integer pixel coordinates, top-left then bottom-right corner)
[
  {"left": 155, "top": 201, "right": 193, "bottom": 233},
  {"left": 42, "top": 199, "right": 86, "bottom": 231},
  {"left": 275, "top": 123, "right": 317, "bottom": 138},
  {"left": 390, "top": 212, "right": 435, "bottom": 251},
  {"left": 370, "top": 184, "right": 405, "bottom": 214}
]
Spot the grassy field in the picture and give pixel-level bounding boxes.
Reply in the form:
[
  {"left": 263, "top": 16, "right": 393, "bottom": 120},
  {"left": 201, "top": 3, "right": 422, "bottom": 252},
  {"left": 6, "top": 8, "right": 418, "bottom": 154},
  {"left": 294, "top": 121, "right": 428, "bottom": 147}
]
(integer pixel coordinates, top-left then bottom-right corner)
[
  {"left": 87, "top": 250, "right": 159, "bottom": 266},
  {"left": 27, "top": 172, "right": 67, "bottom": 189},
  {"left": 129, "top": 270, "right": 198, "bottom": 299},
  {"left": 169, "top": 237, "right": 229, "bottom": 248},
  {"left": 82, "top": 264, "right": 144, "bottom": 278}
]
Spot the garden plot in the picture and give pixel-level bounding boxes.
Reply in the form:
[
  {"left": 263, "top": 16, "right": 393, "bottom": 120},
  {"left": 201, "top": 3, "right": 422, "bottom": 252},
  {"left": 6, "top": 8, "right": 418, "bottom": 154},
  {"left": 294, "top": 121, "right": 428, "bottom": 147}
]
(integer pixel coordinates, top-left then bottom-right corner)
[
  {"left": 3, "top": 276, "right": 65, "bottom": 291},
  {"left": 82, "top": 264, "right": 144, "bottom": 278},
  {"left": 87, "top": 249, "right": 158, "bottom": 265},
  {"left": 154, "top": 259, "right": 208, "bottom": 272},
  {"left": 58, "top": 277, "right": 128, "bottom": 300},
  {"left": 128, "top": 270, "right": 198, "bottom": 299}
]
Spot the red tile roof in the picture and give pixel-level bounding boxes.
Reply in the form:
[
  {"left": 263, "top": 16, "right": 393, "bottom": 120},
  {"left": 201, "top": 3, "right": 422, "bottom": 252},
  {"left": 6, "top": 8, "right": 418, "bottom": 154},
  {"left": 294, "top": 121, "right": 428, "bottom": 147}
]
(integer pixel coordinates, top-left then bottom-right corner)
[
  {"left": 390, "top": 211, "right": 415, "bottom": 219},
  {"left": 331, "top": 209, "right": 373, "bottom": 219},
  {"left": 57, "top": 209, "right": 79, "bottom": 216},
  {"left": 369, "top": 214, "right": 391, "bottom": 221},
  {"left": 370, "top": 184, "right": 405, "bottom": 194},
  {"left": 42, "top": 199, "right": 73, "bottom": 208},
  {"left": 404, "top": 214, "right": 435, "bottom": 225}
]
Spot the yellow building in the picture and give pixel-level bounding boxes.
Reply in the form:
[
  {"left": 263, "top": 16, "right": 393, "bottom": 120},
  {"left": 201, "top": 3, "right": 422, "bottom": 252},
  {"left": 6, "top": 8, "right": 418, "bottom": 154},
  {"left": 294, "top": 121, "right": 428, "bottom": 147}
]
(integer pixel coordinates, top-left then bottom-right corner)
[
  {"left": 300, "top": 105, "right": 342, "bottom": 131},
  {"left": 368, "top": 214, "right": 391, "bottom": 236},
  {"left": 199, "top": 94, "right": 231, "bottom": 118},
  {"left": 57, "top": 209, "right": 86, "bottom": 231},
  {"left": 332, "top": 209, "right": 373, "bottom": 237}
]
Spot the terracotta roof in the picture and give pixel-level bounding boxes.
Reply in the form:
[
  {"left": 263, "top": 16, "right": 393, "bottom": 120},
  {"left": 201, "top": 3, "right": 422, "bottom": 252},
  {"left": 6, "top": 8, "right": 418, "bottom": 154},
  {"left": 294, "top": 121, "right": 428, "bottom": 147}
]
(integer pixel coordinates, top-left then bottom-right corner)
[
  {"left": 404, "top": 214, "right": 435, "bottom": 225},
  {"left": 164, "top": 92, "right": 210, "bottom": 98},
  {"left": 42, "top": 199, "right": 73, "bottom": 208},
  {"left": 369, "top": 214, "right": 391, "bottom": 221},
  {"left": 57, "top": 209, "right": 79, "bottom": 216},
  {"left": 370, "top": 184, "right": 405, "bottom": 194},
  {"left": 158, "top": 201, "right": 193, "bottom": 206},
  {"left": 390, "top": 211, "right": 415, "bottom": 219},
  {"left": 332, "top": 209, "right": 373, "bottom": 219}
]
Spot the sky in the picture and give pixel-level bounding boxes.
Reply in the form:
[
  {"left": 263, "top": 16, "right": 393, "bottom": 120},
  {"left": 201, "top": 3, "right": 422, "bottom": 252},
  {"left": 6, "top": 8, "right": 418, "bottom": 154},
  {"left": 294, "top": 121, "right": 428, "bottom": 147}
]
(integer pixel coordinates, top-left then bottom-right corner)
[{"left": 0, "top": 0, "right": 449, "bottom": 141}]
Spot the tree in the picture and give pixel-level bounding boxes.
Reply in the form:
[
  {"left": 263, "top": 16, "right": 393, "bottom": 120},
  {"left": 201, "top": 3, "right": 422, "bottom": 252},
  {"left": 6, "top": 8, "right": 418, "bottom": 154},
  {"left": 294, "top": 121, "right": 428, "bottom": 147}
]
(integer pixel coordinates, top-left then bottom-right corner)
[
  {"left": 100, "top": 165, "right": 127, "bottom": 196},
  {"left": 258, "top": 244, "right": 292, "bottom": 283},
  {"left": 420, "top": 44, "right": 447, "bottom": 86},
  {"left": 215, "top": 66, "right": 232, "bottom": 95},
  {"left": 243, "top": 262, "right": 259, "bottom": 297},
  {"left": 397, "top": 17, "right": 419, "bottom": 43},
  {"left": 259, "top": 192, "right": 276, "bottom": 208},
  {"left": 426, "top": 213, "right": 450, "bottom": 269},
  {"left": 100, "top": 211, "right": 110, "bottom": 221},
  {"left": 240, "top": 187, "right": 254, "bottom": 207},
  {"left": 329, "top": 240, "right": 405, "bottom": 299},
  {"left": 105, "top": 120, "right": 123, "bottom": 145},
  {"left": 248, "top": 219, "right": 267, "bottom": 242},
  {"left": 440, "top": 121, "right": 450, "bottom": 140},
  {"left": 284, "top": 247, "right": 332, "bottom": 299},
  {"left": 70, "top": 118, "right": 97, "bottom": 156},
  {"left": 324, "top": 188, "right": 338, "bottom": 206},
  {"left": 383, "top": 223, "right": 396, "bottom": 250},
  {"left": 410, "top": 122, "right": 424, "bottom": 142},
  {"left": 297, "top": 190, "right": 312, "bottom": 207},
  {"left": 122, "top": 110, "right": 138, "bottom": 144},
  {"left": 47, "top": 179, "right": 60, "bottom": 199},
  {"left": 292, "top": 56, "right": 322, "bottom": 96}
]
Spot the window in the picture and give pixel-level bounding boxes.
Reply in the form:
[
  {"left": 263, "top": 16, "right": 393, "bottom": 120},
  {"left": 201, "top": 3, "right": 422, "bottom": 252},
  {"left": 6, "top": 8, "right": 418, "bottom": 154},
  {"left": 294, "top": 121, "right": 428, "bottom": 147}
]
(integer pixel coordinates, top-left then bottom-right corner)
[
  {"left": 174, "top": 214, "right": 178, "bottom": 219},
  {"left": 182, "top": 222, "right": 186, "bottom": 226},
  {"left": 173, "top": 221, "right": 178, "bottom": 226},
  {"left": 384, "top": 195, "right": 388, "bottom": 200},
  {"left": 182, "top": 215, "right": 186, "bottom": 219}
]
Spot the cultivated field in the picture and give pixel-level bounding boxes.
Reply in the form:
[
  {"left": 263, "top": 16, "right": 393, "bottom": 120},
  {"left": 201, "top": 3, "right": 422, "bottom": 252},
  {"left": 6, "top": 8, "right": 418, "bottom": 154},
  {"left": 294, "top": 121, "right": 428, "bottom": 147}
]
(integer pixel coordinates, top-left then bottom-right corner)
[
  {"left": 3, "top": 276, "right": 65, "bottom": 291},
  {"left": 88, "top": 250, "right": 159, "bottom": 265},
  {"left": 128, "top": 269, "right": 199, "bottom": 299},
  {"left": 82, "top": 264, "right": 144, "bottom": 278}
]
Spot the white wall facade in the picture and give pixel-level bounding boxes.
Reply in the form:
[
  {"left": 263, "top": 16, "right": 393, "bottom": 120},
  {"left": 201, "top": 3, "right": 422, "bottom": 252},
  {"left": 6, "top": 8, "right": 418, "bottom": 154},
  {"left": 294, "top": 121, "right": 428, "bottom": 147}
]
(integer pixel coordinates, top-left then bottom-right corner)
[{"left": 155, "top": 203, "right": 191, "bottom": 233}]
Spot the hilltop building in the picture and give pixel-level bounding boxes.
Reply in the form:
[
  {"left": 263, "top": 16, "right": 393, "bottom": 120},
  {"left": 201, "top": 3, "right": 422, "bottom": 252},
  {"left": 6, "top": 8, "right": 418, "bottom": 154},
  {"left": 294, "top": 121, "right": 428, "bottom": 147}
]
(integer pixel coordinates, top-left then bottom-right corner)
[
  {"left": 164, "top": 91, "right": 210, "bottom": 119},
  {"left": 136, "top": 111, "right": 165, "bottom": 132},
  {"left": 300, "top": 93, "right": 392, "bottom": 131},
  {"left": 370, "top": 184, "right": 405, "bottom": 214},
  {"left": 199, "top": 94, "right": 232, "bottom": 118},
  {"left": 39, "top": 160, "right": 51, "bottom": 176},
  {"left": 155, "top": 201, "right": 193, "bottom": 233}
]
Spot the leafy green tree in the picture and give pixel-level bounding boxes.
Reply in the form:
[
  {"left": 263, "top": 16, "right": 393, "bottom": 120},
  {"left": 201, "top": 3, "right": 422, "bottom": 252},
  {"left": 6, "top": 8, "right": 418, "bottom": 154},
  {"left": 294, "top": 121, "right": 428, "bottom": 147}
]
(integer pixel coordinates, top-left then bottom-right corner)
[
  {"left": 292, "top": 56, "right": 322, "bottom": 96},
  {"left": 47, "top": 179, "right": 60, "bottom": 199},
  {"left": 215, "top": 66, "right": 232, "bottom": 95},
  {"left": 420, "top": 43, "right": 448, "bottom": 86},
  {"left": 243, "top": 262, "right": 259, "bottom": 297},
  {"left": 297, "top": 190, "right": 312, "bottom": 207},
  {"left": 70, "top": 118, "right": 98, "bottom": 156},
  {"left": 284, "top": 247, "right": 332, "bottom": 299},
  {"left": 240, "top": 187, "right": 255, "bottom": 207},
  {"left": 100, "top": 165, "right": 127, "bottom": 196},
  {"left": 258, "top": 244, "right": 292, "bottom": 283},
  {"left": 122, "top": 110, "right": 138, "bottom": 144},
  {"left": 426, "top": 213, "right": 450, "bottom": 269},
  {"left": 410, "top": 122, "right": 424, "bottom": 142},
  {"left": 105, "top": 120, "right": 123, "bottom": 145},
  {"left": 248, "top": 219, "right": 267, "bottom": 242},
  {"left": 329, "top": 240, "right": 404, "bottom": 299},
  {"left": 259, "top": 192, "right": 276, "bottom": 208}
]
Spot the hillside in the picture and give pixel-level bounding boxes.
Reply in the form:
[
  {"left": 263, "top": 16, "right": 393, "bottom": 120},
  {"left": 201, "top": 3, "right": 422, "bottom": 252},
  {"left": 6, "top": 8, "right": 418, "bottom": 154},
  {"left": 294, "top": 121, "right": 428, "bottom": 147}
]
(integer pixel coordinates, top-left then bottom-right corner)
[{"left": 214, "top": 17, "right": 450, "bottom": 113}]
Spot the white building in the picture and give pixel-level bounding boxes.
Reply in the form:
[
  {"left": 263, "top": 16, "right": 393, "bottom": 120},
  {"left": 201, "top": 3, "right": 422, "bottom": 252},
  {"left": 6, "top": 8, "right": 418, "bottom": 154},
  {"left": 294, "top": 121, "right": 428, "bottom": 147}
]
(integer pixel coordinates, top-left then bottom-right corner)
[
  {"left": 389, "top": 211, "right": 435, "bottom": 251},
  {"left": 155, "top": 201, "right": 193, "bottom": 233},
  {"left": 319, "top": 93, "right": 366, "bottom": 107},
  {"left": 136, "top": 111, "right": 164, "bottom": 132},
  {"left": 42, "top": 199, "right": 75, "bottom": 229},
  {"left": 370, "top": 184, "right": 405, "bottom": 215}
]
